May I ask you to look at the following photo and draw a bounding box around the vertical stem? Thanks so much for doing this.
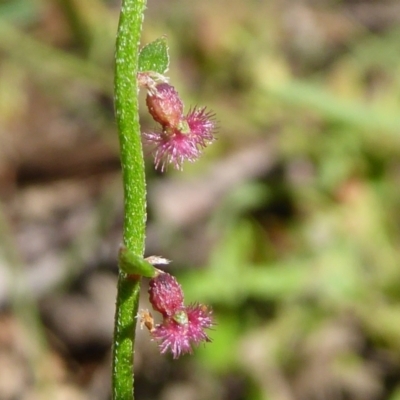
[113,0,147,399]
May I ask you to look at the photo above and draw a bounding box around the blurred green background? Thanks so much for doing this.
[1,0,400,399]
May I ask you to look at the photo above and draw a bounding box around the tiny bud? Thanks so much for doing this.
[146,83,183,127]
[138,72,169,94]
[138,310,155,332]
[172,310,189,326]
[145,255,171,266]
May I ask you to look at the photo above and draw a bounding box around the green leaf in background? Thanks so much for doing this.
[389,387,400,400]
[196,314,241,373]
[0,0,37,24]
[138,36,169,74]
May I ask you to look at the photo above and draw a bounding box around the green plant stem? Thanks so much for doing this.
[112,0,147,399]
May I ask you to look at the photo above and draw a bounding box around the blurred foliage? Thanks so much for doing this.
[2,0,400,399]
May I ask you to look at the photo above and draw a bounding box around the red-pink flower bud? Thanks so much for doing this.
[146,83,184,128]
[148,273,184,317]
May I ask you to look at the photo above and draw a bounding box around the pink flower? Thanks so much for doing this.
[143,83,216,171]
[148,272,184,317]
[184,107,216,147]
[146,83,183,128]
[151,304,213,359]
[141,272,214,359]
[143,127,202,171]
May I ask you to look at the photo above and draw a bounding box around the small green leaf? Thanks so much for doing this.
[118,246,157,277]
[138,36,169,74]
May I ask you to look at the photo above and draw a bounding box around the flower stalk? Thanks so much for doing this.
[112,0,147,398]
[112,0,216,397]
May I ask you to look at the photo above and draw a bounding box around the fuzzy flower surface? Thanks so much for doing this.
[148,272,184,317]
[146,83,183,127]
[142,272,214,359]
[143,81,216,171]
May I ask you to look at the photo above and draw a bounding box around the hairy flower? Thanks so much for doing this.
[143,83,216,171]
[151,304,213,359]
[184,107,216,147]
[146,83,183,127]
[148,272,184,317]
[142,272,214,358]
[143,128,200,171]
